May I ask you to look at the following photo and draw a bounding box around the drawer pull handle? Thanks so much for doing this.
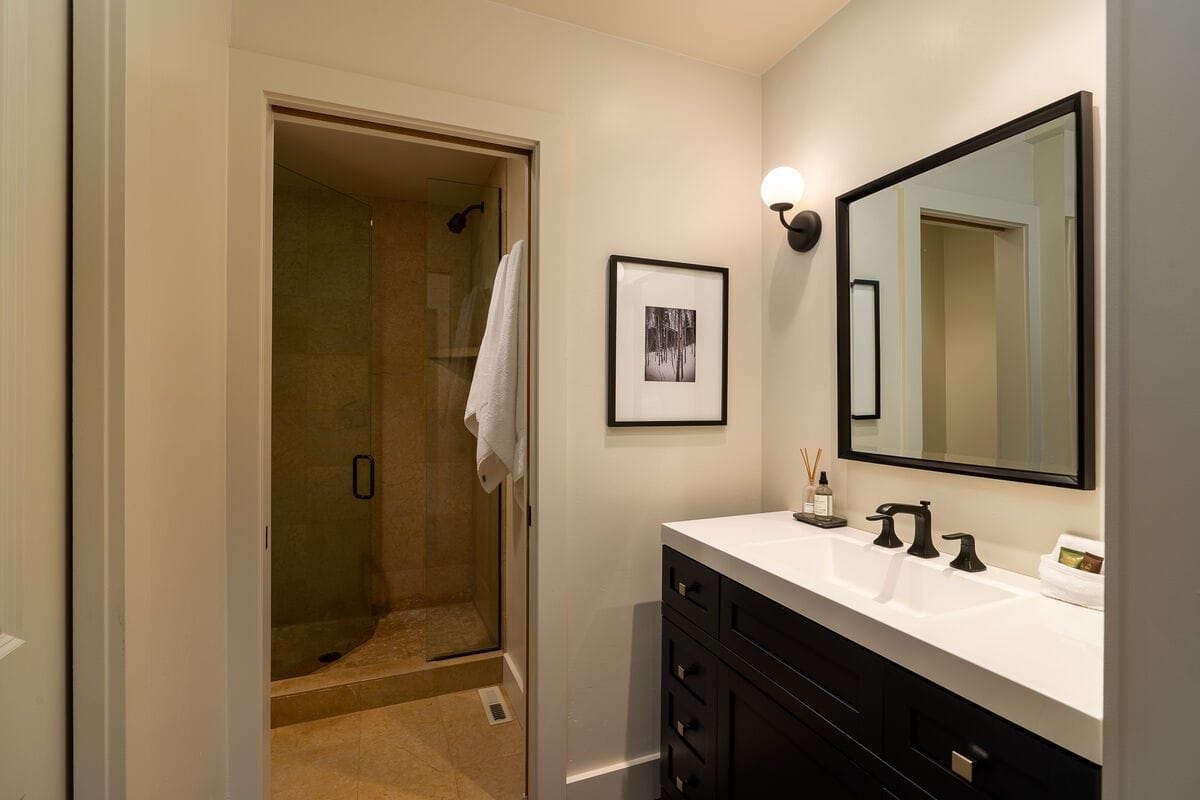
[674,719,693,738]
[674,775,692,793]
[676,580,696,598]
[674,664,694,681]
[951,748,982,782]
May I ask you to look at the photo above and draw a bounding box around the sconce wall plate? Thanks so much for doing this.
[781,208,822,252]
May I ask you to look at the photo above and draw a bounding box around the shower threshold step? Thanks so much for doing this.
[270,650,502,727]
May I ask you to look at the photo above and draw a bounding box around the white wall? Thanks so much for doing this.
[761,0,1105,576]
[124,0,231,795]
[74,0,232,796]
[231,0,763,788]
[1105,1,1200,795]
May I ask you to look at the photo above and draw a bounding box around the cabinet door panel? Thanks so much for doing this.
[716,663,883,799]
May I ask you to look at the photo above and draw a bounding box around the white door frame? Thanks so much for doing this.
[226,48,570,799]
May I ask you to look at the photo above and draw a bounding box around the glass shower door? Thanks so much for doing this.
[271,165,376,680]
[423,177,503,660]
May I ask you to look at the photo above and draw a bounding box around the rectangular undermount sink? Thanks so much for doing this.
[738,534,1022,618]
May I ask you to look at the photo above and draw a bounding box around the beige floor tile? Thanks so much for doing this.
[454,753,526,800]
[271,711,361,757]
[359,743,459,800]
[438,691,524,767]
[443,719,524,769]
[271,744,360,798]
[361,697,443,736]
[361,702,453,773]
[273,787,358,800]
[435,689,483,723]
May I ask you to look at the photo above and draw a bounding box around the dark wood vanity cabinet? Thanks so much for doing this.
[661,546,1101,800]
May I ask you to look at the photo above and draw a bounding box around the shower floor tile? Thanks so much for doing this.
[271,688,524,800]
[426,602,495,659]
[274,602,496,689]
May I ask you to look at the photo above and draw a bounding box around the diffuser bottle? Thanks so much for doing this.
[814,471,833,520]
[803,480,817,514]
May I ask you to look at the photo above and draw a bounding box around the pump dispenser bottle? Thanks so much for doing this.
[814,471,833,520]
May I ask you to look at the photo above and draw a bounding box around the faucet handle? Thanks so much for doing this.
[920,500,932,508]
[942,533,986,572]
[866,513,903,549]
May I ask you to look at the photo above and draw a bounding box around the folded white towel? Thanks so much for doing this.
[464,240,526,493]
[1038,533,1104,611]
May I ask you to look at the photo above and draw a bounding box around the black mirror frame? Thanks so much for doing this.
[835,91,1096,490]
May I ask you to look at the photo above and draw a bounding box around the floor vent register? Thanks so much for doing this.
[477,685,513,726]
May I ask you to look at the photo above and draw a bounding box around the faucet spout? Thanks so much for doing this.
[873,500,939,559]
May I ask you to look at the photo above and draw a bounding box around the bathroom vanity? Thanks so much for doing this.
[659,512,1102,799]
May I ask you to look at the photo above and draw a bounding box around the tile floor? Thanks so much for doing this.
[271,688,524,800]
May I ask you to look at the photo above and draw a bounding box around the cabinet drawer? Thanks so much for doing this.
[664,680,714,765]
[662,733,714,800]
[663,546,720,636]
[719,578,885,750]
[883,668,1100,800]
[663,617,718,708]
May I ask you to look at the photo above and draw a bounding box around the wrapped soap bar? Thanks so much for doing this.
[1058,546,1085,568]
[1079,552,1104,574]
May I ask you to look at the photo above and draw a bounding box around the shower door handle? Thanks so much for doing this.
[352,454,375,500]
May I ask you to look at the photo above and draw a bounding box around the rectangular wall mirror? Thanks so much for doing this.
[836,92,1095,489]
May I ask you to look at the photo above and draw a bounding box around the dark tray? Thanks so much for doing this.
[793,511,848,529]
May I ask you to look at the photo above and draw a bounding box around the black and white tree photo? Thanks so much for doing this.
[644,306,697,382]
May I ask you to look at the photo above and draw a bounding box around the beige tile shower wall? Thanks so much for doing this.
[368,198,428,611]
[272,180,373,626]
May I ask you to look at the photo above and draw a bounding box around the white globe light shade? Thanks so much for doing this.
[760,166,805,209]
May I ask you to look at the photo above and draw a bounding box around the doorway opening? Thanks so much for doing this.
[268,112,530,800]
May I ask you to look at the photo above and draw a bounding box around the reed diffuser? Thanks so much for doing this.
[801,447,823,515]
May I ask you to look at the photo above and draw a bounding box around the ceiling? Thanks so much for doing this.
[488,0,849,75]
[274,120,502,201]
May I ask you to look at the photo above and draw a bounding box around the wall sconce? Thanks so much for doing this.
[761,166,822,252]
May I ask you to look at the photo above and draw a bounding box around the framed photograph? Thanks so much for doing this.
[607,255,728,426]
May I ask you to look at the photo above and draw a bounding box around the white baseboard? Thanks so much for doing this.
[502,650,526,729]
[565,752,659,800]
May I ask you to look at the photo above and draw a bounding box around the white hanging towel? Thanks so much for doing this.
[464,240,526,493]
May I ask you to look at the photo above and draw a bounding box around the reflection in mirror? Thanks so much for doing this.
[838,94,1093,487]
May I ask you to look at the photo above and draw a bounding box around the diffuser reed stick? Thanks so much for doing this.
[801,447,823,484]
[800,447,823,514]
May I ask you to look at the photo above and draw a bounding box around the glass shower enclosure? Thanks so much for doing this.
[270,165,503,681]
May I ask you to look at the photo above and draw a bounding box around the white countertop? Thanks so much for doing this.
[662,511,1104,764]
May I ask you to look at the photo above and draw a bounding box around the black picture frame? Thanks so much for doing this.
[849,279,881,421]
[836,91,1096,490]
[607,255,729,427]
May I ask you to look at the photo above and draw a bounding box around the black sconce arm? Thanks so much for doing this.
[770,202,822,252]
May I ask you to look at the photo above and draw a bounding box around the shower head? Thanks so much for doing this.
[446,201,485,234]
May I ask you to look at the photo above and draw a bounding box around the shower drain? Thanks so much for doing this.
[317,651,343,664]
